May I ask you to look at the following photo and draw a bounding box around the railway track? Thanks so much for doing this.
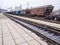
[19,15,60,24]
[4,13,60,24]
[5,14,60,45]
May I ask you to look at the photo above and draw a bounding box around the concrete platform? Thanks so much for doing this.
[0,13,48,45]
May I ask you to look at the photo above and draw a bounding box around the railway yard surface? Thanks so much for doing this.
[5,14,60,45]
[0,13,48,45]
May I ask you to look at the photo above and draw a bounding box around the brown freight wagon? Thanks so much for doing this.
[6,5,54,17]
[29,5,54,17]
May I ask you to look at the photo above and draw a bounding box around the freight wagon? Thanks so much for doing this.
[27,5,54,17]
[6,5,54,17]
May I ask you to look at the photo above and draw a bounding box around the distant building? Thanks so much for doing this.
[51,10,60,15]
[0,9,7,13]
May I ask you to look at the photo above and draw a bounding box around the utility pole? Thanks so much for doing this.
[10,7,12,11]
[27,3,29,9]
[20,5,22,9]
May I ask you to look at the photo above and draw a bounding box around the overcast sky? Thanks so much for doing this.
[0,0,60,10]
